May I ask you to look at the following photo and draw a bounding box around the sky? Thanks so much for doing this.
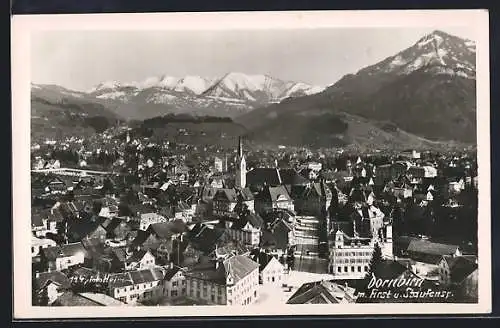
[31,27,476,91]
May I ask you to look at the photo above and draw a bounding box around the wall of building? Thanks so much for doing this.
[226,268,259,306]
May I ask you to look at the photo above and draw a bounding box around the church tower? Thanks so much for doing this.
[236,136,246,189]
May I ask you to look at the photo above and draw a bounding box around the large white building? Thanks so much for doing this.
[184,254,259,306]
[329,230,375,279]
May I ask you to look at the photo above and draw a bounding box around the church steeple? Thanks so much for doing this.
[238,136,243,159]
[236,136,246,189]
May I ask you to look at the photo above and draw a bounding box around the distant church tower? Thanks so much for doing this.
[236,136,247,189]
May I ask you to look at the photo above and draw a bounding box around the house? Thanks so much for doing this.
[138,213,167,231]
[66,219,108,243]
[254,185,294,215]
[291,182,332,217]
[350,203,385,239]
[31,236,57,257]
[262,218,297,254]
[286,280,356,304]
[187,223,226,254]
[447,178,466,195]
[107,267,166,304]
[401,149,421,160]
[98,204,119,218]
[102,217,132,241]
[212,188,255,218]
[40,243,87,271]
[406,240,462,278]
[33,271,71,305]
[226,212,265,247]
[133,221,187,263]
[107,248,157,271]
[31,210,58,237]
[174,200,195,222]
[162,265,186,300]
[250,250,285,285]
[184,254,260,306]
[438,255,478,292]
[407,240,461,264]
[408,166,438,178]
[32,175,69,195]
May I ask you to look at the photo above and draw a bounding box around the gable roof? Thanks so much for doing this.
[250,251,280,271]
[214,189,238,202]
[163,266,182,281]
[443,255,478,284]
[231,212,265,231]
[108,267,165,288]
[34,271,71,291]
[246,168,282,186]
[41,242,87,261]
[279,168,310,186]
[223,255,259,284]
[287,280,354,304]
[407,240,459,256]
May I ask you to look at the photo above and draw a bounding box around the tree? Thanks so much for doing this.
[365,242,382,279]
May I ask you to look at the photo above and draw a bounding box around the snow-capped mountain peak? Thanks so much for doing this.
[86,72,325,118]
[366,30,476,79]
[173,75,214,95]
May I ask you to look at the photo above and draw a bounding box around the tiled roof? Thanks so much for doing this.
[246,168,282,186]
[78,292,127,306]
[163,267,181,281]
[279,168,310,186]
[214,188,238,202]
[407,240,459,256]
[223,255,259,284]
[448,256,478,284]
[108,268,165,288]
[34,271,71,291]
[287,280,353,304]
[53,292,102,306]
[250,251,276,271]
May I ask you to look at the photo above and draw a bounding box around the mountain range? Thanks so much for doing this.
[31,30,476,149]
[84,72,324,119]
[236,30,477,146]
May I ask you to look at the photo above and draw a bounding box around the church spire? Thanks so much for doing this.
[238,136,243,159]
[236,136,246,189]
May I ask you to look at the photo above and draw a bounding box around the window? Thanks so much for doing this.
[358,266,361,272]
[344,266,348,273]
[172,281,178,287]
[351,266,355,272]
[171,290,178,297]
[337,266,342,273]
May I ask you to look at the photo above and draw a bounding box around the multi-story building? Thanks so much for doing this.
[162,265,186,300]
[108,267,166,304]
[212,188,254,218]
[255,185,294,215]
[184,254,259,306]
[328,230,374,279]
[227,213,264,247]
